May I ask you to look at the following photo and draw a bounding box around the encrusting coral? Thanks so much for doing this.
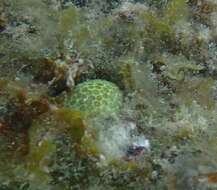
[64,79,123,116]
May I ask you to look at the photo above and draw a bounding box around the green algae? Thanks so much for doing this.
[58,6,91,54]
[164,0,189,24]
[55,108,85,142]
[26,109,86,187]
[118,59,136,92]
[175,77,215,110]
[1,0,217,189]
[26,139,55,183]
[159,54,205,81]
[59,6,80,36]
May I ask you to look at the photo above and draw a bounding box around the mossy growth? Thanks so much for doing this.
[163,0,189,25]
[26,109,86,186]
[175,77,215,110]
[65,79,123,117]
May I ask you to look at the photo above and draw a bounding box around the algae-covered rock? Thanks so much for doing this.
[175,77,215,110]
[2,0,217,189]
[163,0,189,24]
[65,79,123,117]
[156,54,205,85]
[26,109,85,185]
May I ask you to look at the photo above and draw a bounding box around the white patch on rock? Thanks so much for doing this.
[90,118,150,163]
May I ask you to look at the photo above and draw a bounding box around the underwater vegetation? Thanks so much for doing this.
[1,0,217,189]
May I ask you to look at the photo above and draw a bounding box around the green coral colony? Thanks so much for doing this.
[65,79,123,116]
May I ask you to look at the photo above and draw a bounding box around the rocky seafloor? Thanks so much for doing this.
[1,0,217,189]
